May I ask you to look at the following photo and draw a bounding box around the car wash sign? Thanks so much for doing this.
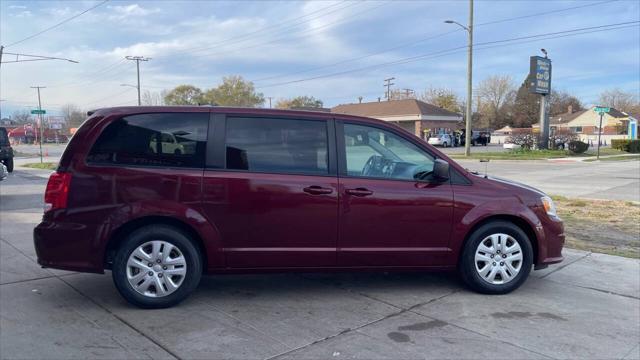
[529,56,552,94]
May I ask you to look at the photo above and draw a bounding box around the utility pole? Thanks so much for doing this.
[125,56,150,106]
[267,97,273,108]
[402,88,415,99]
[445,0,473,156]
[384,77,395,101]
[464,0,474,157]
[31,86,46,163]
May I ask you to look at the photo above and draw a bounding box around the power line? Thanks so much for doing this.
[5,0,110,48]
[184,1,388,61]
[176,1,352,55]
[256,21,639,89]
[83,87,136,108]
[253,0,619,83]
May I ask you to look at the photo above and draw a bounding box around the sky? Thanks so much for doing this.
[1,0,639,117]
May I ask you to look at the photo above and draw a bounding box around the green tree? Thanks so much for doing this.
[164,85,204,105]
[203,75,264,107]
[511,77,540,128]
[275,95,323,109]
[419,87,461,113]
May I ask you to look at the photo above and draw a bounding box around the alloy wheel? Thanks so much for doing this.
[474,233,523,285]
[126,240,187,297]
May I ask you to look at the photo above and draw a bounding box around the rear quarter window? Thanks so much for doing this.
[87,113,208,168]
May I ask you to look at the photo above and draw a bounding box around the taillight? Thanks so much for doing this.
[44,172,72,212]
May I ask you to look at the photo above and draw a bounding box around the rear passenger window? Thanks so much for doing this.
[87,113,208,168]
[226,117,328,175]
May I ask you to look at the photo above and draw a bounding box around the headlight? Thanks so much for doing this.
[541,196,557,217]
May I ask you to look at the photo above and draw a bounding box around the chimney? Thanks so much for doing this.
[567,105,573,114]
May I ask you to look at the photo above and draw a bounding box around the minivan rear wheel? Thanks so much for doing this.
[459,221,533,294]
[112,225,202,308]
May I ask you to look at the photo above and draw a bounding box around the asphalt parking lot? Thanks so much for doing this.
[1,166,639,359]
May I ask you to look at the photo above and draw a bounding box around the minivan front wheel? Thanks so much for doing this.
[112,225,202,308]
[459,221,533,294]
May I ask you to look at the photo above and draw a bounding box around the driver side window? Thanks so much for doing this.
[343,123,434,180]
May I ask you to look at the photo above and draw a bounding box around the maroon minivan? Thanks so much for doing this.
[34,107,564,308]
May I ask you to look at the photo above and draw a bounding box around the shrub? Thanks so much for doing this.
[506,133,536,150]
[568,140,589,154]
[550,129,578,150]
[612,139,640,153]
[611,139,629,151]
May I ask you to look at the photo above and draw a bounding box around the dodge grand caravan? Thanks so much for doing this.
[34,107,564,308]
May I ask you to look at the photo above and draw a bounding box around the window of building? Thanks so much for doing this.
[225,117,328,175]
[87,113,208,168]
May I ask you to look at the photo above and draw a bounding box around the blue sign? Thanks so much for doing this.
[630,118,638,140]
[529,56,552,94]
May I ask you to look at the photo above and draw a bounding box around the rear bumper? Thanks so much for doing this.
[34,219,104,274]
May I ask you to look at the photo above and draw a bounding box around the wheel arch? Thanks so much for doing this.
[103,216,209,272]
[457,214,539,266]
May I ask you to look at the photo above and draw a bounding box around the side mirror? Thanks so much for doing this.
[433,159,450,182]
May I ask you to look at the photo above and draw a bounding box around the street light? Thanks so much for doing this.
[445,0,474,157]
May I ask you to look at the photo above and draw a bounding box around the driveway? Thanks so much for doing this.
[0,168,639,359]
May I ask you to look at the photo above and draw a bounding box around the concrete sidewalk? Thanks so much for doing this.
[1,167,639,360]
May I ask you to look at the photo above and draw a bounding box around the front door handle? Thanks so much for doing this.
[303,186,333,195]
[345,188,373,197]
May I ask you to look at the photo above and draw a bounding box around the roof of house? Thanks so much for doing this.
[331,99,461,118]
[606,107,628,118]
[543,106,631,127]
[549,109,588,124]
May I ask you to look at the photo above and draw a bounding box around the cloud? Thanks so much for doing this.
[107,4,160,20]
[13,10,32,18]
[9,5,27,10]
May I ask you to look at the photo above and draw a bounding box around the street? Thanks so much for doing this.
[1,164,639,359]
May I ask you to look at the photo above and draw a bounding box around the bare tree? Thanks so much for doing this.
[142,90,166,106]
[419,87,461,113]
[11,110,32,124]
[61,104,86,128]
[476,75,515,129]
[549,89,584,115]
[598,88,639,113]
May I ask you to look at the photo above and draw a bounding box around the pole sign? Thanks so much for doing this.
[594,106,610,114]
[30,109,46,115]
[528,56,552,94]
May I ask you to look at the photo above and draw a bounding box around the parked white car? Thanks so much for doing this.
[428,134,453,147]
[503,142,521,150]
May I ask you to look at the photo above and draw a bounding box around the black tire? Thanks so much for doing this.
[459,221,533,294]
[5,158,13,173]
[112,225,202,308]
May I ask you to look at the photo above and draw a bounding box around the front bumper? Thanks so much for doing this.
[536,214,565,267]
